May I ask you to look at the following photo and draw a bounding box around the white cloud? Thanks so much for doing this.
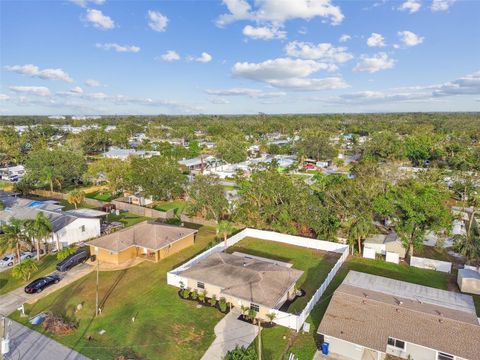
[70,0,105,7]
[242,25,286,40]
[217,0,344,27]
[206,87,286,98]
[96,43,140,53]
[4,64,73,82]
[160,50,180,61]
[85,79,102,87]
[354,53,396,73]
[339,34,351,42]
[9,86,51,97]
[192,52,212,63]
[232,57,345,90]
[209,98,231,104]
[431,0,456,12]
[147,10,168,32]
[433,71,480,96]
[398,0,421,13]
[0,94,10,101]
[367,33,386,47]
[85,9,115,29]
[284,41,353,63]
[398,30,424,47]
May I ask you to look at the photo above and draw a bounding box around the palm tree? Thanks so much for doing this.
[12,259,38,281]
[453,217,480,267]
[31,212,54,258]
[348,216,374,256]
[217,220,235,250]
[67,189,85,209]
[1,218,26,264]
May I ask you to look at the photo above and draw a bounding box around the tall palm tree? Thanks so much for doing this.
[1,218,26,264]
[348,216,374,256]
[31,212,54,258]
[217,220,235,250]
[453,217,480,267]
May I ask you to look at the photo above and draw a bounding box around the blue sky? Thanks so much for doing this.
[1,0,479,115]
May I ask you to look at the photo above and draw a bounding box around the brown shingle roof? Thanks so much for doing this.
[89,221,197,252]
[318,271,480,360]
[179,252,303,308]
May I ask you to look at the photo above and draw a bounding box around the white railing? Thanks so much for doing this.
[410,256,452,273]
[167,228,349,331]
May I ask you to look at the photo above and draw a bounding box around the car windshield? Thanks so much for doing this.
[2,257,10,261]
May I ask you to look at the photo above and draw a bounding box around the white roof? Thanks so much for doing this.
[65,208,109,218]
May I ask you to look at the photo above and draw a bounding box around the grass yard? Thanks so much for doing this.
[85,190,118,202]
[226,237,340,314]
[154,199,187,214]
[258,255,457,360]
[0,255,58,295]
[414,246,461,263]
[10,226,224,360]
[106,212,151,228]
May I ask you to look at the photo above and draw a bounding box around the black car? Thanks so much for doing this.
[24,275,60,294]
[56,248,90,272]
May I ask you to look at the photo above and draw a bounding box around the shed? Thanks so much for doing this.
[457,268,480,295]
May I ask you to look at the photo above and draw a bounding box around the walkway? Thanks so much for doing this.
[0,263,94,316]
[2,319,89,360]
[201,309,258,360]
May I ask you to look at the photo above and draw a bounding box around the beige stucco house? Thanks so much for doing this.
[88,221,197,264]
[177,252,303,320]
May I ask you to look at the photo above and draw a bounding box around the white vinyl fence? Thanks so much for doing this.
[410,256,452,273]
[167,228,349,331]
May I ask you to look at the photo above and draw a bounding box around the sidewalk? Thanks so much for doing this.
[201,309,258,360]
[0,263,94,316]
[2,319,89,360]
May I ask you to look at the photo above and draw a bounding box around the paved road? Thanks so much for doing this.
[2,319,89,360]
[0,263,94,316]
[201,309,258,360]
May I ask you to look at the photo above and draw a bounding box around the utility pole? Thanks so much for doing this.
[257,320,262,360]
[95,255,99,317]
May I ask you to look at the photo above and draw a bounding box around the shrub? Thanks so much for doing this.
[181,287,191,299]
[11,259,38,281]
[191,289,198,300]
[57,246,77,261]
[219,297,228,312]
[209,294,217,307]
[247,309,257,323]
[198,290,207,303]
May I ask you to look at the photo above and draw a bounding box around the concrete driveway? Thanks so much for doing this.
[0,263,94,316]
[201,309,258,360]
[2,319,89,360]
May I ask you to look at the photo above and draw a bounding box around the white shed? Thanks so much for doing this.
[457,268,480,295]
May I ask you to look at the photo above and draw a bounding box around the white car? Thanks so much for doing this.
[0,252,34,267]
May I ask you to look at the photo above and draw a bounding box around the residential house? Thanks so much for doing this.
[178,155,222,173]
[88,221,197,264]
[176,252,303,320]
[0,165,25,181]
[363,232,406,258]
[317,271,480,360]
[103,147,160,160]
[123,191,153,206]
[0,193,100,249]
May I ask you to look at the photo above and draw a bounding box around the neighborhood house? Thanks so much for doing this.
[363,232,406,258]
[317,271,480,360]
[176,252,303,320]
[88,221,197,264]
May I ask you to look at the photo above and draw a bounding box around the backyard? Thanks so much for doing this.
[105,212,151,227]
[255,255,477,360]
[153,199,187,214]
[10,226,224,360]
[226,237,340,313]
[0,255,58,295]
[85,190,119,202]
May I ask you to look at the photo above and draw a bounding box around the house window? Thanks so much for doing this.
[197,282,205,289]
[80,225,86,232]
[387,337,405,350]
[438,353,454,360]
[250,303,260,312]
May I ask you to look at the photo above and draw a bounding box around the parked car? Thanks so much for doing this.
[24,275,60,294]
[56,248,90,272]
[0,252,34,267]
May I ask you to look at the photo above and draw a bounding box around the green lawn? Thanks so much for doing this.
[414,246,461,263]
[0,255,58,295]
[85,190,118,202]
[258,256,456,360]
[10,226,224,360]
[226,237,339,313]
[153,199,187,214]
[58,199,98,211]
[105,212,151,228]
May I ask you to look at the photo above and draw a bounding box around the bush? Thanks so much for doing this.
[57,246,77,261]
[219,297,228,312]
[247,309,257,323]
[191,289,198,300]
[209,294,217,307]
[181,287,191,299]
[198,290,207,303]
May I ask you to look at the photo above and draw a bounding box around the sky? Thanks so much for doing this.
[0,0,479,115]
